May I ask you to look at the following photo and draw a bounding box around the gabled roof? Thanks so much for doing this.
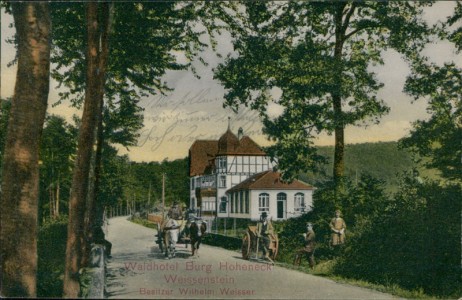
[235,136,266,155]
[189,140,218,176]
[217,130,265,156]
[226,170,314,193]
[189,128,267,176]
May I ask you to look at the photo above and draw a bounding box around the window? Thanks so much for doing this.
[294,193,305,212]
[219,175,226,188]
[277,193,287,202]
[258,193,270,212]
[218,156,227,172]
[245,191,249,213]
[219,196,227,213]
[239,191,244,213]
[230,193,234,213]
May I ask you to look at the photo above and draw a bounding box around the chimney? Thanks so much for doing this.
[237,127,244,140]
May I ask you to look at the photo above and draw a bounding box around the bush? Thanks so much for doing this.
[131,216,158,229]
[37,215,68,298]
[202,233,242,250]
[334,177,462,298]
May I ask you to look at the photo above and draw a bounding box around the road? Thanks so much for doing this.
[105,217,402,299]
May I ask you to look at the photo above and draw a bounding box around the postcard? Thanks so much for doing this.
[1,1,460,299]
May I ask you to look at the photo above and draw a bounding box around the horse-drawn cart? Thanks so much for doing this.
[149,207,202,259]
[241,225,278,261]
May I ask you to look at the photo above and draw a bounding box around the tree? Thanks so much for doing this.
[447,2,462,52]
[214,2,431,184]
[39,115,77,221]
[0,2,51,297]
[335,6,462,294]
[54,2,236,296]
[401,2,461,183]
[96,147,128,213]
[63,2,111,297]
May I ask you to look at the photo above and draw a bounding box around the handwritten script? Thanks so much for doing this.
[138,89,263,153]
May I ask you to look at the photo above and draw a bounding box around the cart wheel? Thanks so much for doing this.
[271,235,279,260]
[241,232,251,260]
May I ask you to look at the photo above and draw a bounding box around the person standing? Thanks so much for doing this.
[330,209,346,246]
[294,222,316,269]
[167,201,183,220]
[256,212,274,259]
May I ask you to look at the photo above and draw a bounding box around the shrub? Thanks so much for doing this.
[334,177,462,297]
[202,233,242,250]
[131,216,158,229]
[37,215,68,298]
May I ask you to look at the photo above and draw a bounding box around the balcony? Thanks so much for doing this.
[195,174,216,189]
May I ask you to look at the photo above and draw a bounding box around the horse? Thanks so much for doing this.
[189,219,207,257]
[162,218,179,259]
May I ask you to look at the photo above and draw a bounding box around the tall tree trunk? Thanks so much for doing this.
[0,3,51,297]
[56,175,60,216]
[63,2,101,297]
[89,99,105,229]
[332,4,347,186]
[49,187,53,218]
[82,1,112,267]
[81,127,98,267]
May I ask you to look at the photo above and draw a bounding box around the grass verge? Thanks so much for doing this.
[132,217,441,299]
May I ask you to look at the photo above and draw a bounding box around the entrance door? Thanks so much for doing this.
[277,193,286,219]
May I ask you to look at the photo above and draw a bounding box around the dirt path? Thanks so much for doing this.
[105,216,402,299]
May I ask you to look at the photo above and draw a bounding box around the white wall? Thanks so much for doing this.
[190,153,279,216]
[248,189,313,221]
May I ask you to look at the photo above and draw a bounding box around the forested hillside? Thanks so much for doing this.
[0,108,430,216]
[121,141,422,211]
[302,141,436,191]
[120,141,424,210]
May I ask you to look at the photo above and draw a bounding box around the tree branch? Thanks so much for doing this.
[344,21,382,41]
[341,2,357,35]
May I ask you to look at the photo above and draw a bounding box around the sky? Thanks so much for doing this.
[1,2,460,162]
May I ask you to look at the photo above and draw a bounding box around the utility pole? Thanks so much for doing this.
[162,173,165,220]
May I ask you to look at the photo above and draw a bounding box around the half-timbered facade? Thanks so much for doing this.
[188,126,313,221]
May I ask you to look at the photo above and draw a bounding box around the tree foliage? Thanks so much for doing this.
[49,1,240,146]
[334,176,461,297]
[276,174,390,262]
[401,3,461,183]
[118,158,190,213]
[39,115,77,221]
[402,62,461,182]
[446,1,462,52]
[321,7,462,293]
[214,1,432,181]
